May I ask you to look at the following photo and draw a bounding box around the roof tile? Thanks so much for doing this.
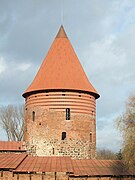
[14,156,73,173]
[0,141,26,151]
[0,153,27,169]
[72,159,135,176]
[0,154,134,176]
[23,26,99,99]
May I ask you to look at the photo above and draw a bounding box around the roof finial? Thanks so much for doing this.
[56,25,67,38]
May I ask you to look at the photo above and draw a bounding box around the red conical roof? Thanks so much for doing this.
[23,26,99,99]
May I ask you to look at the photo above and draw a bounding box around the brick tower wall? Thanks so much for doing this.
[24,91,96,159]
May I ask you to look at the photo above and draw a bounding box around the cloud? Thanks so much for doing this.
[16,63,31,72]
[0,57,7,74]
[97,113,123,152]
[0,0,135,150]
[82,1,135,118]
[0,55,37,105]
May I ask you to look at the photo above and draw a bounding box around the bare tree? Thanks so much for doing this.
[116,95,135,170]
[0,105,24,141]
[96,149,116,160]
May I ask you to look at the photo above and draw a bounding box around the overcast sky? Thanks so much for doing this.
[0,0,135,152]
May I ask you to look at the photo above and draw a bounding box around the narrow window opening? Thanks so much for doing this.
[25,108,27,111]
[42,173,44,180]
[66,108,70,120]
[1,171,3,177]
[62,94,65,96]
[62,132,66,140]
[29,174,32,180]
[53,148,55,154]
[55,172,57,180]
[79,95,81,97]
[90,133,92,143]
[17,174,19,180]
[39,122,41,125]
[32,111,35,122]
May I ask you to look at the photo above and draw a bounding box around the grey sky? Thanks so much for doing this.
[0,0,135,152]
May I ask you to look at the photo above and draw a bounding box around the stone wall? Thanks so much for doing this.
[0,171,134,180]
[24,91,96,159]
[0,171,68,180]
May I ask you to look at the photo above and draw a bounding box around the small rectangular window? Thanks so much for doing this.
[90,133,92,142]
[66,108,70,120]
[1,171,3,177]
[53,148,55,154]
[32,111,35,122]
[62,132,66,140]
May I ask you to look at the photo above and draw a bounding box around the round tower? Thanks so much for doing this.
[23,26,100,159]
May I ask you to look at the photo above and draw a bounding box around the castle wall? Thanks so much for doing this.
[0,171,68,180]
[0,171,133,180]
[24,91,96,159]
